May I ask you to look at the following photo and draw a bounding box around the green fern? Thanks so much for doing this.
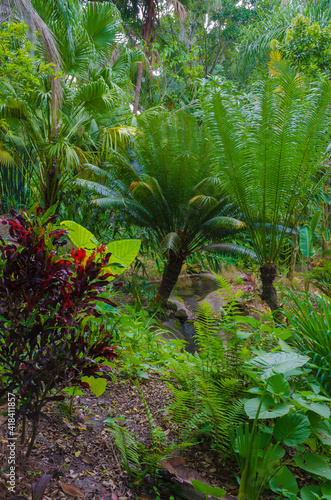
[166,278,246,456]
[104,419,141,476]
[105,381,192,484]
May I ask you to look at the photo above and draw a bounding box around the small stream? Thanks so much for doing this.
[162,274,218,352]
[172,273,218,308]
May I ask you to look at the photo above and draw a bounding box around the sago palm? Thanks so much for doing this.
[203,61,331,317]
[78,113,246,302]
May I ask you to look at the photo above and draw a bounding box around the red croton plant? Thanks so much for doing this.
[0,207,116,457]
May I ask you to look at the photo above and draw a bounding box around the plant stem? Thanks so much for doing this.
[21,414,26,444]
[238,378,270,500]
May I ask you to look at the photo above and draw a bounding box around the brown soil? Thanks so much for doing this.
[0,378,239,500]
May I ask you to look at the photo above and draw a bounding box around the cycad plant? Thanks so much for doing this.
[204,61,331,317]
[79,113,246,302]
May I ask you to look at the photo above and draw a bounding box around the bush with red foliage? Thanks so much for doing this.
[0,207,116,456]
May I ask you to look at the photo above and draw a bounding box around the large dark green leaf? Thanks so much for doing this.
[268,374,290,397]
[269,466,298,496]
[308,412,331,445]
[273,414,310,446]
[294,453,331,480]
[245,395,289,419]
[246,351,309,380]
[292,394,330,419]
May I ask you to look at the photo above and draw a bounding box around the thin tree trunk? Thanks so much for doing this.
[322,184,329,253]
[155,251,184,303]
[133,63,144,114]
[260,264,282,321]
[288,224,298,282]
[133,0,155,114]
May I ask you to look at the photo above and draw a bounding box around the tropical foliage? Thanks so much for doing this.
[78,113,247,301]
[203,61,331,314]
[2,1,331,500]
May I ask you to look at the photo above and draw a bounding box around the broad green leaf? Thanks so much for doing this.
[191,480,226,498]
[310,210,321,235]
[62,386,84,396]
[269,466,298,495]
[299,225,315,258]
[322,483,331,500]
[292,394,330,419]
[244,395,289,419]
[268,374,290,397]
[107,239,141,269]
[294,453,331,480]
[308,412,331,445]
[61,220,98,249]
[273,414,310,446]
[300,485,322,500]
[246,351,309,380]
[81,376,107,397]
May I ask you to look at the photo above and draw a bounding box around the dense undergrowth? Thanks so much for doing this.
[2,1,331,499]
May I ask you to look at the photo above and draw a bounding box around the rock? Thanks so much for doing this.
[168,298,195,320]
[198,291,226,316]
[163,300,178,312]
[174,309,188,321]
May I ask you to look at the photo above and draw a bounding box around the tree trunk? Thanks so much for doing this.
[260,264,282,321]
[133,63,144,114]
[43,159,58,209]
[133,0,155,114]
[322,184,329,253]
[155,251,184,303]
[288,224,298,282]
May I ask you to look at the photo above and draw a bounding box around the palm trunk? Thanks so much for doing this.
[260,264,282,321]
[155,251,184,303]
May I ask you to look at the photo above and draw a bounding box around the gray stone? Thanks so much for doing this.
[198,291,226,316]
[174,309,188,321]
[168,298,195,320]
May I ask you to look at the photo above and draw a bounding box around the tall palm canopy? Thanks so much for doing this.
[203,61,331,315]
[0,1,143,209]
[79,113,245,302]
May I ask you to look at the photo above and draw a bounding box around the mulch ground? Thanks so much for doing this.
[0,377,240,500]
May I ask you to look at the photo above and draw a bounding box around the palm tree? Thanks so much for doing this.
[1,1,143,208]
[78,112,247,302]
[203,60,331,318]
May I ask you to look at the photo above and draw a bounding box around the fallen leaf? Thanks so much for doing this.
[59,481,85,498]
[74,451,81,458]
[81,455,94,465]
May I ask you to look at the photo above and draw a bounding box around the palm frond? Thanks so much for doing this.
[207,243,257,262]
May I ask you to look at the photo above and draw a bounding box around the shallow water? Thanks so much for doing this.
[171,274,218,310]
[162,274,218,352]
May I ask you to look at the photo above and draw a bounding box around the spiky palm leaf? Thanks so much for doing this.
[204,62,331,267]
[81,113,244,255]
[203,61,331,313]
